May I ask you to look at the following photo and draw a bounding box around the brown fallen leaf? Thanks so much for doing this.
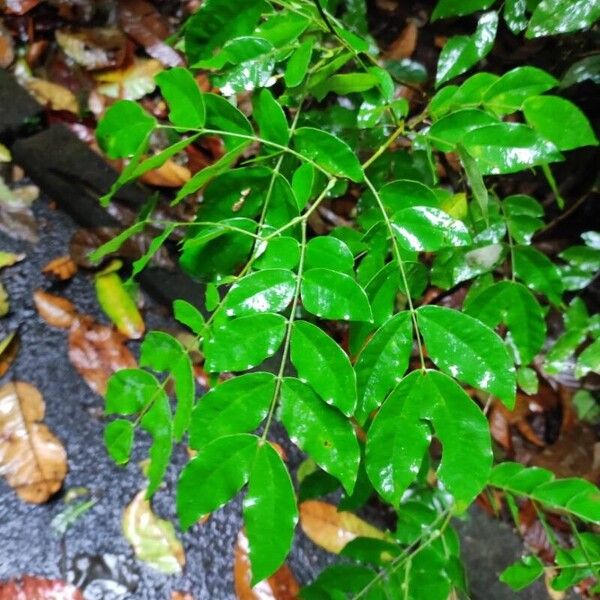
[171,593,195,600]
[123,490,186,575]
[140,159,191,187]
[25,78,79,114]
[299,500,387,554]
[33,289,78,329]
[0,330,19,377]
[0,177,39,242]
[68,315,137,395]
[95,58,163,100]
[0,381,67,503]
[234,530,300,600]
[385,20,418,60]
[1,0,41,15]
[0,576,83,599]
[0,20,14,69]
[42,255,78,281]
[118,0,184,67]
[55,27,126,71]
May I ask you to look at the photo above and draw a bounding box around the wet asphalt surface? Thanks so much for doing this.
[0,196,564,599]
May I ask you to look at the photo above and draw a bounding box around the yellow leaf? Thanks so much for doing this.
[26,78,79,114]
[95,58,163,100]
[441,192,468,220]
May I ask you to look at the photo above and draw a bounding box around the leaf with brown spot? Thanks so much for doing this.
[299,500,387,554]
[0,576,83,599]
[234,530,300,600]
[33,290,77,329]
[0,330,19,377]
[55,28,126,71]
[0,382,67,503]
[42,255,78,281]
[122,490,185,575]
[118,0,184,67]
[68,315,137,395]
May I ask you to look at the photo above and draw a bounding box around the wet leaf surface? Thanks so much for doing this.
[0,381,67,503]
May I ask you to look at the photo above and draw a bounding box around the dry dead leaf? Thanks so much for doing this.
[55,27,126,71]
[118,0,183,67]
[385,21,418,60]
[234,530,300,600]
[25,78,79,113]
[299,500,387,554]
[68,315,137,395]
[95,58,163,100]
[1,0,41,15]
[140,159,191,187]
[42,255,78,281]
[123,490,186,575]
[0,177,38,243]
[0,381,67,503]
[0,330,19,377]
[171,594,195,600]
[0,576,83,599]
[0,20,14,69]
[33,289,77,329]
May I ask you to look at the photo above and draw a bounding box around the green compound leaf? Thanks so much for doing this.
[290,320,357,417]
[173,299,205,335]
[285,39,313,87]
[293,127,364,182]
[279,378,360,495]
[255,237,300,270]
[523,95,598,151]
[354,311,413,425]
[204,312,286,372]
[367,370,492,510]
[189,373,275,449]
[379,179,438,212]
[155,67,205,130]
[96,100,155,159]
[222,269,297,317]
[464,280,546,365]
[527,0,600,38]
[301,268,373,322]
[253,88,289,146]
[177,433,259,529]
[305,236,355,275]
[417,305,516,408]
[435,11,498,86]
[106,368,161,415]
[576,338,600,379]
[482,66,558,114]
[243,442,298,584]
[391,206,472,252]
[428,109,499,152]
[141,331,195,442]
[513,245,563,305]
[432,0,495,20]
[500,556,544,591]
[104,419,134,465]
[462,123,563,175]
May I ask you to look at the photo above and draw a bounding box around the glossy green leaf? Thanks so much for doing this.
[450,72,499,109]
[285,39,313,87]
[576,338,600,378]
[305,236,354,275]
[503,0,528,33]
[255,11,309,47]
[523,95,598,151]
[140,331,194,442]
[432,0,495,20]
[435,11,498,86]
[391,206,472,252]
[462,123,563,175]
[482,66,558,114]
[561,55,600,88]
[500,556,544,591]
[177,434,259,529]
[417,305,516,407]
[204,92,254,149]
[222,269,297,317]
[255,237,300,270]
[428,109,499,152]
[527,0,600,38]
[204,313,286,372]
[253,88,289,146]
[155,67,205,129]
[243,442,298,584]
[173,299,205,335]
[278,378,360,494]
[379,179,438,212]
[189,373,275,448]
[514,245,563,304]
[293,127,364,182]
[290,320,357,416]
[301,268,373,322]
[464,280,546,364]
[517,366,539,395]
[96,100,155,159]
[104,419,134,465]
[504,194,544,244]
[354,311,413,425]
[106,368,160,415]
[312,72,380,100]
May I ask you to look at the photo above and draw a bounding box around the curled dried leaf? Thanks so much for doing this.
[95,58,163,101]
[68,315,137,395]
[233,530,300,600]
[33,289,78,329]
[42,255,78,281]
[299,500,387,554]
[55,28,126,71]
[0,381,67,503]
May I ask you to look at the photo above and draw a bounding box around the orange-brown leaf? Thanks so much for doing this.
[0,330,19,377]
[42,255,78,281]
[33,289,78,329]
[140,159,191,187]
[0,576,83,599]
